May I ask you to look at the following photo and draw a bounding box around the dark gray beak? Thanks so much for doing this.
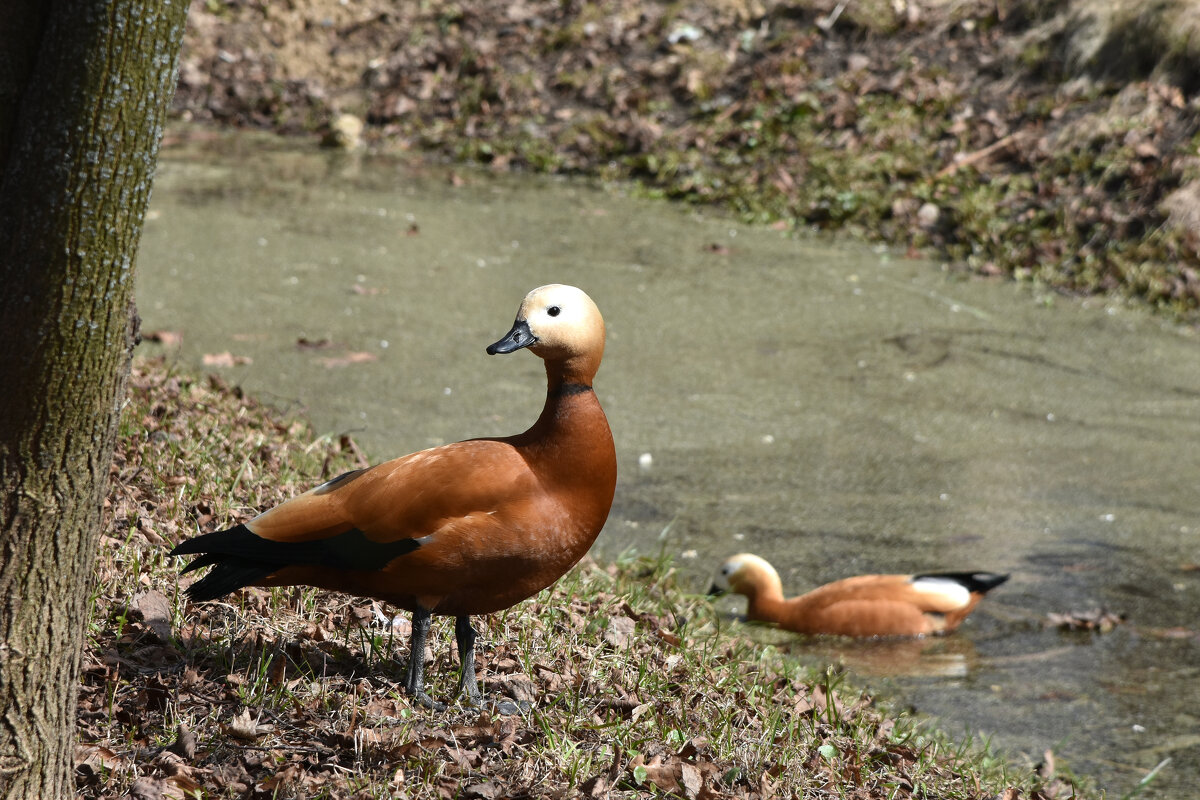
[486,320,536,355]
[707,583,725,598]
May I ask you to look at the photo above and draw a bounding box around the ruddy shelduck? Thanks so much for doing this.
[710,553,1007,637]
[171,284,617,708]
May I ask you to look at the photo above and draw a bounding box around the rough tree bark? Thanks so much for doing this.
[0,2,188,798]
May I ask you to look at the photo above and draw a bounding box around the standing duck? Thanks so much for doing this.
[710,553,1007,637]
[171,284,617,708]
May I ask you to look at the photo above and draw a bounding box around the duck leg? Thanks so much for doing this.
[456,616,526,714]
[454,615,482,705]
[403,606,443,710]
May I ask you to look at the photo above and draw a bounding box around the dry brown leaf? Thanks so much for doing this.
[223,708,271,741]
[145,330,183,347]
[679,761,703,798]
[75,743,123,771]
[163,773,200,798]
[260,764,303,792]
[656,629,682,646]
[490,717,520,754]
[603,615,636,649]
[129,776,163,800]
[316,351,378,368]
[502,674,537,705]
[267,653,287,685]
[579,773,612,797]
[201,351,252,367]
[639,754,680,793]
[1037,748,1056,779]
[463,781,502,799]
[166,724,197,760]
[131,589,173,642]
[676,736,708,760]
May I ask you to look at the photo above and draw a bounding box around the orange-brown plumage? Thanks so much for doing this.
[711,553,1007,638]
[171,284,616,707]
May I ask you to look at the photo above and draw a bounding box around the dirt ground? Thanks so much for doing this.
[172,0,1200,318]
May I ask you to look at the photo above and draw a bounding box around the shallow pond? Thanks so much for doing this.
[137,132,1200,797]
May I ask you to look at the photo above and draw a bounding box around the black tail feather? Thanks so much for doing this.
[179,551,223,574]
[914,571,1009,594]
[170,522,422,602]
[170,524,285,600]
[185,561,280,602]
[171,524,294,561]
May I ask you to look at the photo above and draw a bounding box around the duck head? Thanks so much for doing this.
[709,553,784,602]
[487,284,606,385]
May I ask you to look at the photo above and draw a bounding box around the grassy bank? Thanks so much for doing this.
[174,0,1200,320]
[80,359,1081,798]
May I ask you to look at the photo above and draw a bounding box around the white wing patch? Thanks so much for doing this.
[909,576,971,609]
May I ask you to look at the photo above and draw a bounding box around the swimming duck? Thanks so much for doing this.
[171,284,617,708]
[710,553,1007,637]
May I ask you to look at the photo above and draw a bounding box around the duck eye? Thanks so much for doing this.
[547,306,561,317]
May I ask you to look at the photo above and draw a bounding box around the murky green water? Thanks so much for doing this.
[137,133,1200,797]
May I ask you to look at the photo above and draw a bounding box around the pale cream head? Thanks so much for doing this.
[514,284,605,381]
[518,283,603,351]
[713,552,783,599]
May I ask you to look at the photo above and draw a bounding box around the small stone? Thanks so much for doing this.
[321,113,364,149]
[916,202,940,229]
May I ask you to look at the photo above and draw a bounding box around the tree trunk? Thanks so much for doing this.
[0,2,188,798]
